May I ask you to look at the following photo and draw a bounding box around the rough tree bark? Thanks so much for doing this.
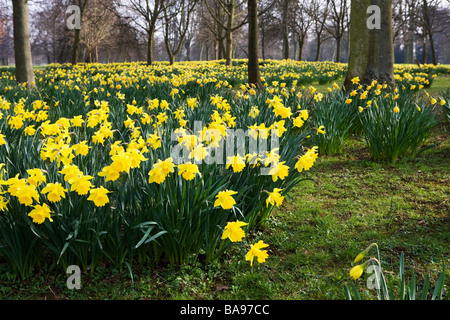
[281,0,290,60]
[422,0,437,65]
[71,0,89,65]
[12,0,35,87]
[343,0,395,91]
[248,0,262,87]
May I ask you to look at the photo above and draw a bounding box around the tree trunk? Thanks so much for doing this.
[186,44,191,61]
[261,21,266,60]
[168,52,175,65]
[335,37,341,63]
[71,0,88,65]
[248,0,262,88]
[282,0,289,59]
[404,31,414,64]
[315,37,321,61]
[225,5,234,66]
[422,0,437,65]
[12,0,35,87]
[298,35,304,61]
[147,30,155,65]
[292,33,297,61]
[343,0,395,91]
[72,28,81,64]
[422,31,428,64]
[428,30,436,65]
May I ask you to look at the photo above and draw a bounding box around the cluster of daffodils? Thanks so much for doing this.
[0,60,327,273]
[346,76,447,116]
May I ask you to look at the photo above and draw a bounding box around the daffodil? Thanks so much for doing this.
[349,264,365,280]
[249,106,259,118]
[88,186,110,207]
[98,165,121,182]
[353,243,378,264]
[73,141,90,156]
[59,164,82,182]
[28,203,53,224]
[111,150,132,174]
[316,125,326,135]
[295,147,319,173]
[222,220,248,242]
[41,182,68,202]
[69,174,94,195]
[299,109,309,121]
[293,115,304,128]
[266,188,284,207]
[268,161,289,182]
[214,190,238,210]
[148,157,175,184]
[273,105,292,119]
[177,163,200,181]
[24,125,36,136]
[7,178,40,206]
[0,133,6,146]
[245,240,269,266]
[147,133,162,150]
[26,168,46,187]
[226,155,246,173]
[70,115,84,127]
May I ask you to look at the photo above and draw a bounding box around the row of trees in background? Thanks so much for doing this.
[1,0,449,68]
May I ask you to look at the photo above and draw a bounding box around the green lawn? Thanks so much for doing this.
[428,75,450,94]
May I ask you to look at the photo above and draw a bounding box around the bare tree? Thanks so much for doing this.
[163,0,198,65]
[392,0,419,64]
[32,0,72,64]
[80,0,118,63]
[183,3,200,61]
[205,0,248,66]
[199,0,225,60]
[291,0,313,61]
[256,0,279,60]
[279,0,292,59]
[118,0,170,65]
[326,0,349,63]
[308,0,331,62]
[420,0,442,65]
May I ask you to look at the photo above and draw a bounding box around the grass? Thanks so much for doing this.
[1,107,448,301]
[427,75,450,94]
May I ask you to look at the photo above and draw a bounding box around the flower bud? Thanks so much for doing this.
[349,263,366,280]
